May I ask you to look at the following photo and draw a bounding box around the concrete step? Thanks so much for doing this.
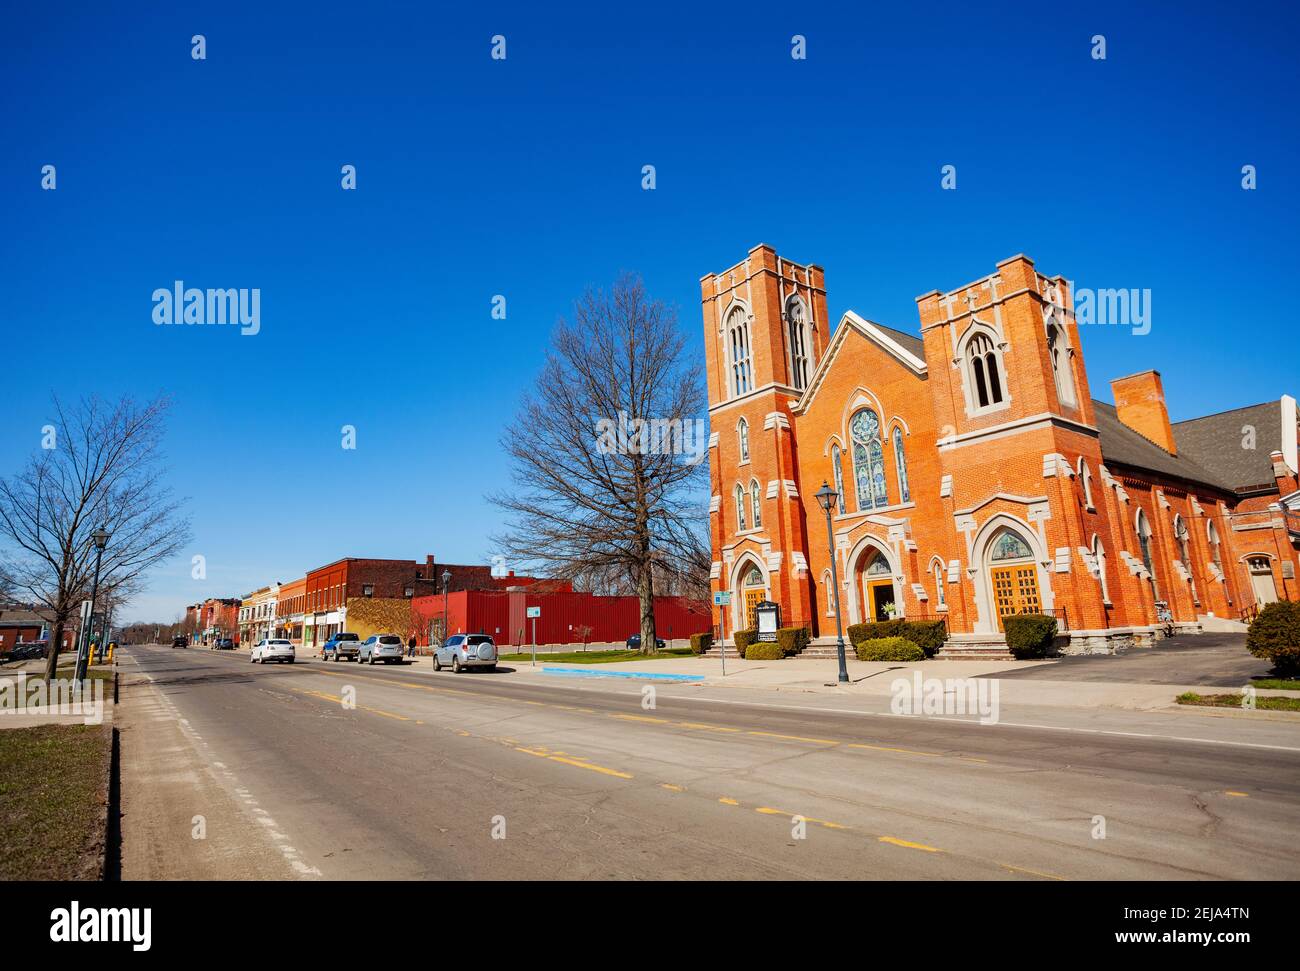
[937,647,1016,661]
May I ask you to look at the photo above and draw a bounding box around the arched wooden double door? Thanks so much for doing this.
[988,530,1041,630]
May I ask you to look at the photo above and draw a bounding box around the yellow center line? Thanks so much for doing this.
[848,742,942,758]
[659,783,684,792]
[610,713,671,724]
[677,721,740,733]
[1224,790,1249,797]
[1000,863,1067,881]
[878,836,942,853]
[747,730,840,745]
[719,797,740,806]
[754,807,849,829]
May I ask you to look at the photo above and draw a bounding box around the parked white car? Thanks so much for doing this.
[434,634,497,673]
[359,633,405,665]
[251,638,295,664]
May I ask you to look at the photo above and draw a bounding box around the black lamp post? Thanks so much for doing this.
[814,482,849,684]
[76,526,110,681]
[440,569,452,658]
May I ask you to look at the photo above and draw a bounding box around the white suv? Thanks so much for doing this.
[359,634,405,665]
[434,634,497,673]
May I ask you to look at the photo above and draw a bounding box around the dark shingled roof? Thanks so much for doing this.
[869,322,925,358]
[1172,402,1281,494]
[1092,399,1235,494]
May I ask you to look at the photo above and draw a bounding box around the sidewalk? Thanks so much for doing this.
[502,653,1300,715]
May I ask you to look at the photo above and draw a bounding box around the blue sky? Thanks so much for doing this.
[2,2,1296,622]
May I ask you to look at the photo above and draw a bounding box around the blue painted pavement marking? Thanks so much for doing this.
[541,666,705,682]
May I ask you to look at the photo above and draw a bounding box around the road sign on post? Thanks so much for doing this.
[526,606,540,665]
[713,591,731,676]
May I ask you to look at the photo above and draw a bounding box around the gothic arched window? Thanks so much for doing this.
[737,417,749,463]
[893,426,910,503]
[735,484,747,531]
[1047,323,1075,405]
[1136,509,1159,598]
[726,307,753,397]
[965,331,1005,409]
[849,408,888,510]
[750,479,762,529]
[786,297,811,391]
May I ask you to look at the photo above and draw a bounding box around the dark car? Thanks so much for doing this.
[625,633,666,650]
[10,642,49,662]
[215,638,235,650]
[171,636,188,649]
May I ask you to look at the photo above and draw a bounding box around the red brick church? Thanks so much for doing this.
[704,245,1299,654]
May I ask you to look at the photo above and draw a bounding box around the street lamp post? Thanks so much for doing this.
[814,482,849,684]
[440,569,451,661]
[75,526,110,681]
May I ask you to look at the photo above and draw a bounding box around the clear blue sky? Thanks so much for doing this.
[2,2,1296,622]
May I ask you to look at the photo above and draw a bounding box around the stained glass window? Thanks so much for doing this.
[744,566,763,586]
[737,418,749,463]
[735,484,747,531]
[750,479,762,529]
[787,298,810,390]
[865,553,891,575]
[989,530,1033,562]
[893,427,910,503]
[849,409,888,510]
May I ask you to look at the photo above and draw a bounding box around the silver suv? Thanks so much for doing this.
[434,634,497,673]
[359,633,405,665]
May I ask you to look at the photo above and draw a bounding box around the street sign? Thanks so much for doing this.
[713,591,731,606]
[526,606,541,618]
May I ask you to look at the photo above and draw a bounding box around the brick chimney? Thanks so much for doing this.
[1111,370,1177,455]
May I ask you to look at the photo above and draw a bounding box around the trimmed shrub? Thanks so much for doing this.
[1002,613,1058,659]
[775,626,811,657]
[733,629,758,655]
[847,619,948,657]
[847,619,904,645]
[689,632,714,655]
[745,641,785,661]
[855,637,924,662]
[1247,600,1300,676]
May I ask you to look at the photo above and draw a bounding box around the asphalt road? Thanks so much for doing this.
[115,643,1300,880]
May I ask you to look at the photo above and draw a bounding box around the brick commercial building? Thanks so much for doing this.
[301,555,501,647]
[411,584,712,648]
[187,598,241,646]
[703,244,1299,655]
[238,584,279,645]
[275,577,307,643]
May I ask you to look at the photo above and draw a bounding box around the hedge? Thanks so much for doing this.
[689,632,714,655]
[847,619,948,657]
[1247,600,1300,676]
[1002,613,1058,659]
[855,637,924,662]
[745,642,785,661]
[775,626,811,657]
[733,629,758,655]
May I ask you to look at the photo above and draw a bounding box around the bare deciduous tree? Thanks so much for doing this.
[0,394,192,680]
[491,275,707,654]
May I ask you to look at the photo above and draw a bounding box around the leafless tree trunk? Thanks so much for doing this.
[0,394,192,680]
[491,275,707,654]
